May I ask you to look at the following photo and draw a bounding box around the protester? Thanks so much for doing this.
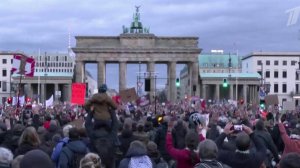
[19,149,53,168]
[80,153,102,168]
[216,123,267,168]
[166,120,200,168]
[118,140,152,168]
[278,115,300,157]
[58,127,88,168]
[15,126,41,156]
[279,153,300,168]
[195,139,230,168]
[0,147,13,168]
[254,119,280,165]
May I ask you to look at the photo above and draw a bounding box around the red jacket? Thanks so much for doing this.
[165,133,200,168]
[278,123,300,157]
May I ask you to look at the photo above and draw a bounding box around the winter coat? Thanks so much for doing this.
[195,160,231,168]
[254,129,280,162]
[165,133,200,168]
[118,141,151,168]
[268,125,285,153]
[278,123,300,157]
[57,140,88,168]
[134,131,150,145]
[155,123,172,162]
[172,122,187,149]
[15,142,39,156]
[216,133,266,168]
[118,129,137,157]
[85,92,117,121]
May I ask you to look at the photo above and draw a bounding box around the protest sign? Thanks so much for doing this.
[71,83,86,105]
[119,87,138,103]
[283,101,295,111]
[265,94,279,106]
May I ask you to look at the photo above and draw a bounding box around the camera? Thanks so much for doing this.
[233,125,243,131]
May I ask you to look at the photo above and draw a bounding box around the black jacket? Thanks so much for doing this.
[118,129,137,157]
[254,130,280,162]
[15,142,39,156]
[216,133,266,168]
[58,140,88,168]
[154,123,171,162]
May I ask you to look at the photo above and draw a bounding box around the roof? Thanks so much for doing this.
[13,72,73,77]
[200,73,261,78]
[199,53,240,68]
[242,51,300,60]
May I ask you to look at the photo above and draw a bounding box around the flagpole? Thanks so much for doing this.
[38,49,40,104]
[16,73,22,117]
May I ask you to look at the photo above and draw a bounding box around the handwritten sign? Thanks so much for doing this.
[119,88,138,103]
[71,83,86,105]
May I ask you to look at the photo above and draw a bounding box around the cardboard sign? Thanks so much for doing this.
[119,88,138,103]
[283,101,295,111]
[265,94,279,106]
[71,83,86,105]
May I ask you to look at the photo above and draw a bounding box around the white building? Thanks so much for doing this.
[12,52,75,103]
[0,52,14,104]
[242,52,300,105]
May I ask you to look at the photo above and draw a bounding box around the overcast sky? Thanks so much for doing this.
[1,0,300,90]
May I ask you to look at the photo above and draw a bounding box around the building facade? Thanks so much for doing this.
[242,52,300,105]
[12,53,75,104]
[0,52,14,104]
[179,51,261,104]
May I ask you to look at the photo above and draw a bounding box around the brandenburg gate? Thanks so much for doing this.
[72,7,201,102]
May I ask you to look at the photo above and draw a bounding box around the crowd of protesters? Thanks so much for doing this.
[0,86,299,168]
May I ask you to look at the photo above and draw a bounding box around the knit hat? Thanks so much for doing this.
[20,150,53,168]
[99,84,108,93]
[147,141,158,153]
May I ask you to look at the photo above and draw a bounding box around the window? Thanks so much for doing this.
[274,71,278,78]
[65,56,67,61]
[257,60,262,65]
[292,61,297,65]
[10,59,13,64]
[283,71,287,78]
[274,84,278,93]
[56,56,58,61]
[282,84,287,93]
[266,71,270,78]
[2,59,7,64]
[2,81,6,92]
[2,70,7,77]
[283,60,287,65]
[274,60,278,65]
[266,60,270,65]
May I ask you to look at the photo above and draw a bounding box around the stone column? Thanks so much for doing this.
[75,61,84,83]
[67,84,72,102]
[41,84,45,104]
[147,62,155,101]
[215,84,220,101]
[243,84,247,104]
[98,61,106,87]
[168,61,176,102]
[202,84,207,100]
[54,83,59,102]
[119,61,127,91]
[191,62,199,96]
[230,84,234,100]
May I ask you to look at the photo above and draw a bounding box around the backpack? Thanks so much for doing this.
[51,137,69,166]
[129,155,152,168]
[69,150,86,168]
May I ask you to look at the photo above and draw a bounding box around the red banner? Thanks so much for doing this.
[71,83,86,105]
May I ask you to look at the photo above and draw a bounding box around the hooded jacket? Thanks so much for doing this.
[85,92,117,121]
[278,123,300,157]
[118,129,137,157]
[118,141,151,168]
[58,140,88,168]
